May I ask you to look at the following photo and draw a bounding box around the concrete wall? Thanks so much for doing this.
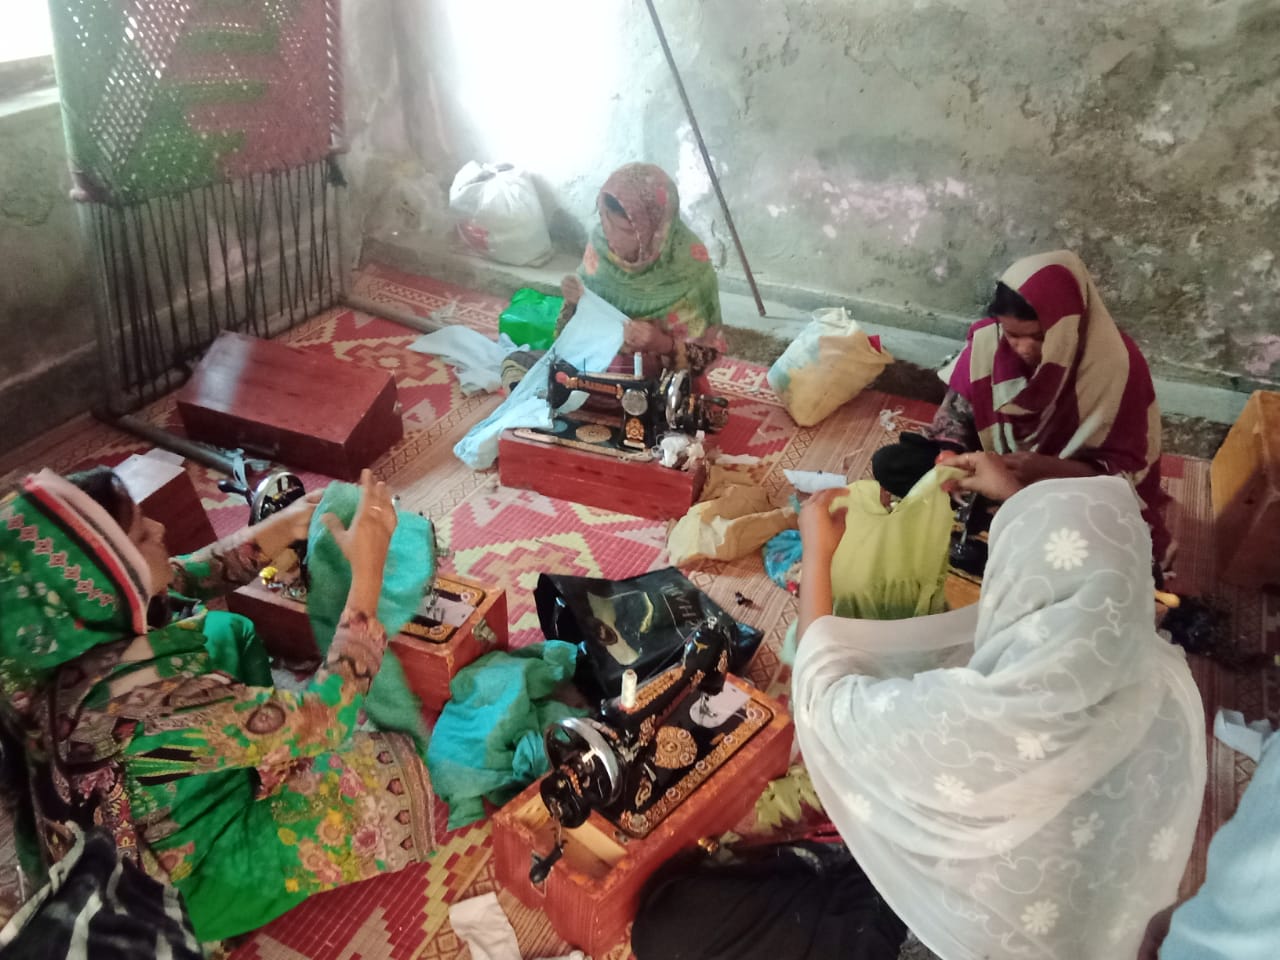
[0,98,99,453]
[398,0,1280,395]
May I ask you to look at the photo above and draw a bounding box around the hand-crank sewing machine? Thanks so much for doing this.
[492,618,793,957]
[530,615,738,882]
[541,357,730,452]
[498,357,732,520]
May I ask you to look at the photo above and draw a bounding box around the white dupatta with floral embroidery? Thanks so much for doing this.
[792,476,1205,960]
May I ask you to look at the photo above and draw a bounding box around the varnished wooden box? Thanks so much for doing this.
[498,429,705,520]
[1211,390,1280,588]
[492,678,793,957]
[176,332,404,480]
[228,571,508,712]
[114,452,217,555]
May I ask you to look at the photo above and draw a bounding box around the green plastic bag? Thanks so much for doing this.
[499,287,563,351]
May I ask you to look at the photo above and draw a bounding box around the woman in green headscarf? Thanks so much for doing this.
[564,163,727,381]
[503,163,727,392]
[0,467,432,942]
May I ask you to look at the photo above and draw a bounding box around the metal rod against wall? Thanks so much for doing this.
[642,0,767,317]
[342,293,446,334]
[107,414,241,475]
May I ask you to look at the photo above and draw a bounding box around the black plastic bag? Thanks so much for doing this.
[534,567,763,702]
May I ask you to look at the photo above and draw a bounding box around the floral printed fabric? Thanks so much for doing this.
[792,476,1206,959]
[10,523,430,942]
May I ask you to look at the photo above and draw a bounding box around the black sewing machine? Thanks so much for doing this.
[538,357,730,452]
[530,615,776,883]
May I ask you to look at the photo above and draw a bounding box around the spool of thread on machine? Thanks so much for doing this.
[621,669,638,708]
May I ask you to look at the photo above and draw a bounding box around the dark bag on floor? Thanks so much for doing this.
[632,840,907,960]
[534,567,763,703]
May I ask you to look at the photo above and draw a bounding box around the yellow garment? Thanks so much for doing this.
[668,465,797,565]
[827,467,960,619]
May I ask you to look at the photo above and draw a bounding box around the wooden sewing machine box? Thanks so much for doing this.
[113,451,216,556]
[227,571,508,712]
[176,331,404,481]
[492,678,793,957]
[1211,390,1280,589]
[498,429,705,520]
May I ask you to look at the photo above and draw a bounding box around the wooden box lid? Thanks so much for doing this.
[176,332,403,480]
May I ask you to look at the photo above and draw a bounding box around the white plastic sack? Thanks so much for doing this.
[364,159,449,247]
[767,307,893,426]
[449,162,552,267]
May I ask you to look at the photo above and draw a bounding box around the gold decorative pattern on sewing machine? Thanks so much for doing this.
[654,727,698,769]
[617,699,773,838]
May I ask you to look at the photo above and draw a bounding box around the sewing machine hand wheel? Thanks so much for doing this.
[541,717,624,831]
[218,469,307,525]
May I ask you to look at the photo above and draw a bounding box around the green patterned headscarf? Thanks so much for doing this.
[0,470,152,702]
[578,163,723,341]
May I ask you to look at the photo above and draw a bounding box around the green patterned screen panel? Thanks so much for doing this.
[50,0,342,205]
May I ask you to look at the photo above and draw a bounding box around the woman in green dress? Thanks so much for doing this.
[503,163,727,392]
[0,467,432,942]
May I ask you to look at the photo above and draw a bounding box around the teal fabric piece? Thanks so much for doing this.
[306,483,436,754]
[426,641,586,829]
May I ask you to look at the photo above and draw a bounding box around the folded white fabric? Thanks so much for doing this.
[448,891,589,960]
[783,469,848,494]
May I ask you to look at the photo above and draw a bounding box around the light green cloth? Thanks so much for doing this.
[828,468,960,620]
[426,642,586,829]
[306,484,435,754]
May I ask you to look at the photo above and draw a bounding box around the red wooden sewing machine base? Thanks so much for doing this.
[498,429,705,520]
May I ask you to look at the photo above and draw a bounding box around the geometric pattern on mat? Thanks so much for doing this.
[4,262,1276,959]
[227,822,492,960]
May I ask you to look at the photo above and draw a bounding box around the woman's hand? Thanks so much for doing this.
[280,489,323,542]
[797,489,847,639]
[937,451,1024,501]
[622,320,673,355]
[561,274,584,304]
[799,488,848,562]
[320,470,397,613]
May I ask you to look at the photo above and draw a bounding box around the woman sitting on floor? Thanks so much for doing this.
[505,162,727,391]
[872,250,1172,567]
[0,467,430,942]
[792,458,1204,959]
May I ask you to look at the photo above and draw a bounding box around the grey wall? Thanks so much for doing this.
[0,99,99,452]
[399,0,1280,394]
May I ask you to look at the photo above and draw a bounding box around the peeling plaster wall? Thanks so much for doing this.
[0,102,99,452]
[401,0,1280,392]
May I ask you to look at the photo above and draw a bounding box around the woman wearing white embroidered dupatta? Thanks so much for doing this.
[792,476,1205,960]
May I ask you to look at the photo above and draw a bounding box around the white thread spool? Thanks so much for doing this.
[633,351,643,377]
[621,669,638,708]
